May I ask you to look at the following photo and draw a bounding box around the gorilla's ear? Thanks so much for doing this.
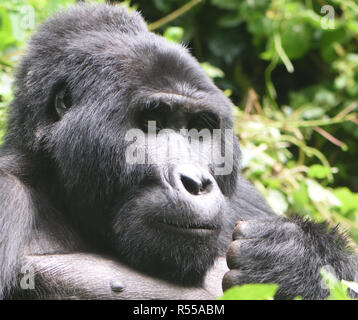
[54,86,72,119]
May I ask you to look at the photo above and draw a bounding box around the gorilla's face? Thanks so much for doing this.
[110,95,238,283]
[24,15,239,283]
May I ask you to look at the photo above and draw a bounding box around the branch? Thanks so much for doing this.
[149,0,202,31]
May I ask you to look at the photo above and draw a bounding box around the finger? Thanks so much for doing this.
[222,270,250,292]
[226,239,252,269]
[232,220,273,240]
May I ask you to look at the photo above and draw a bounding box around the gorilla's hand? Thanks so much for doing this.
[222,218,358,300]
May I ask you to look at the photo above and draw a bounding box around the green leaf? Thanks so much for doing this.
[334,74,348,90]
[0,7,17,50]
[280,19,312,60]
[266,189,288,216]
[308,164,331,179]
[320,268,351,300]
[163,26,184,43]
[306,179,341,207]
[200,62,224,79]
[319,28,349,63]
[333,187,358,212]
[292,182,310,212]
[219,284,278,300]
[342,280,358,294]
[9,10,27,42]
[302,107,325,120]
[346,20,358,35]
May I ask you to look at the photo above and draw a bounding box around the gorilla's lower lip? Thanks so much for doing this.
[153,220,219,235]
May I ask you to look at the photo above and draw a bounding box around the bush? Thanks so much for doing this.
[0,0,357,299]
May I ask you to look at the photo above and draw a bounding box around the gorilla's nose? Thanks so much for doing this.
[171,164,215,196]
[180,174,213,195]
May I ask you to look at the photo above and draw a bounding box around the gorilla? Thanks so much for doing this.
[0,4,357,300]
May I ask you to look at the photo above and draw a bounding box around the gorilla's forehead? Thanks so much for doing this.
[65,31,232,117]
[68,31,211,86]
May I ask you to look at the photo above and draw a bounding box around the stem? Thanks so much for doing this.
[280,134,333,181]
[268,114,357,129]
[313,126,347,150]
[265,55,278,101]
[273,33,294,73]
[149,0,202,31]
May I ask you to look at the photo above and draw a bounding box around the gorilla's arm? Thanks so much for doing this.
[14,211,228,300]
[0,168,35,298]
[15,253,222,299]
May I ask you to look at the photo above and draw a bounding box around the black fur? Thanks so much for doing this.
[0,4,356,299]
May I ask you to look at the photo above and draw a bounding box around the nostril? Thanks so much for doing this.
[180,175,200,195]
[180,175,213,196]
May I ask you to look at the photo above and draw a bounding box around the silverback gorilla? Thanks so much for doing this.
[0,4,357,300]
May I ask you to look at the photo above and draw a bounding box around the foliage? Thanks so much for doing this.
[0,0,358,299]
[218,283,279,300]
[320,268,353,300]
[219,269,358,300]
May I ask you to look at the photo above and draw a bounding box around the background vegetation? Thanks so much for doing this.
[0,0,357,299]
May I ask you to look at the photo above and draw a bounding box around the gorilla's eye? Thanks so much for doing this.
[54,87,72,118]
[136,102,169,132]
[188,112,219,131]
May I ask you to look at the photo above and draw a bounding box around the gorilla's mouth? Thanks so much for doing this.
[153,219,220,235]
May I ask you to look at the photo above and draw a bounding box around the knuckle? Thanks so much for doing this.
[226,239,251,269]
[222,269,242,291]
[232,220,249,239]
[227,240,241,257]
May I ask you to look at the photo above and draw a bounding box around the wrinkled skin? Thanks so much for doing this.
[0,4,357,300]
